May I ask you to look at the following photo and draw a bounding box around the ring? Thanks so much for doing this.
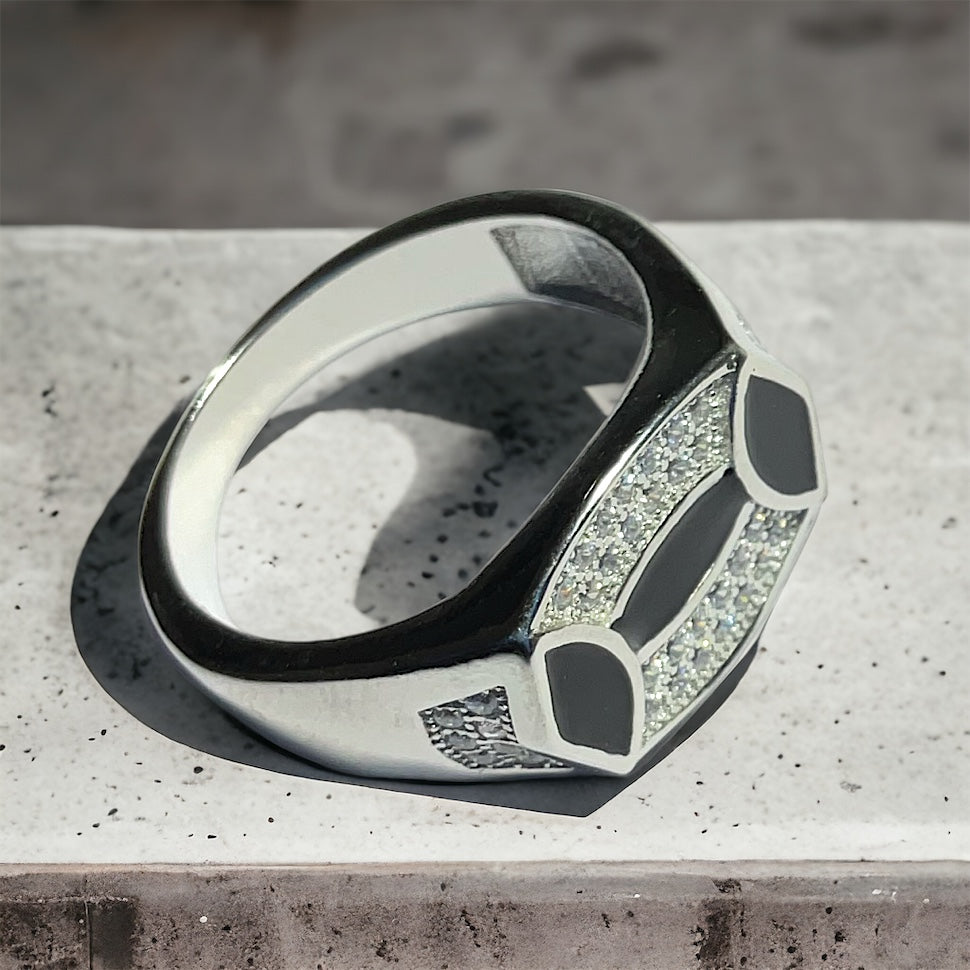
[139,191,825,781]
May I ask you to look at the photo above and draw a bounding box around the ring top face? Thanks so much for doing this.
[422,355,823,778]
[139,191,825,782]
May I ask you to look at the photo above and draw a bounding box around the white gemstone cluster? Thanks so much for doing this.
[641,505,804,739]
[535,370,736,633]
[420,687,566,770]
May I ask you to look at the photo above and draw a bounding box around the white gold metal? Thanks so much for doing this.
[139,191,826,781]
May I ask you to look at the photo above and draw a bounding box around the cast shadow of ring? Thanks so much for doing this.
[71,305,720,816]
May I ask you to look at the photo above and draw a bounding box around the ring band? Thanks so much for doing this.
[139,191,825,781]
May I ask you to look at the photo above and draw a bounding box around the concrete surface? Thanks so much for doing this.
[1,222,968,872]
[2,0,968,227]
[2,862,969,970]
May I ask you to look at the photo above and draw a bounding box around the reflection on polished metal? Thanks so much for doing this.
[139,191,826,781]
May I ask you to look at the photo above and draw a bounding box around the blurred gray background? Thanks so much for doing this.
[1,0,967,227]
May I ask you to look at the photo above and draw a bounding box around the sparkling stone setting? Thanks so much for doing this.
[420,687,567,770]
[418,358,816,774]
[535,369,736,633]
[641,505,804,738]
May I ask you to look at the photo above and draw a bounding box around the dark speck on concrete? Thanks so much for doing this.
[938,125,969,158]
[472,501,497,518]
[570,37,664,81]
[792,6,951,48]
[444,111,494,143]
[694,888,742,969]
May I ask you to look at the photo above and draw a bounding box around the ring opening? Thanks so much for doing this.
[155,215,651,634]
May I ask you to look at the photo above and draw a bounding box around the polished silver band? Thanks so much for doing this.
[139,191,825,781]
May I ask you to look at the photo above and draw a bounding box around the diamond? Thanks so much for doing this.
[665,421,690,451]
[574,540,599,564]
[667,458,693,484]
[693,435,712,460]
[477,717,508,739]
[442,731,477,752]
[553,582,577,613]
[514,749,563,769]
[592,509,620,542]
[467,750,502,767]
[667,638,691,662]
[644,482,670,509]
[601,546,625,573]
[489,741,521,756]
[757,552,784,575]
[733,586,761,617]
[464,692,500,717]
[433,708,465,730]
[638,450,664,478]
[693,647,713,671]
[621,514,643,542]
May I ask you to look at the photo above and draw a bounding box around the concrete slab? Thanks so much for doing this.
[1,223,968,871]
[2,862,969,970]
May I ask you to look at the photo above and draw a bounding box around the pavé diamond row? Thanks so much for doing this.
[641,505,805,739]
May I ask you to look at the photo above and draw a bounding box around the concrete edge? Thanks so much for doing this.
[2,221,969,244]
[2,861,968,969]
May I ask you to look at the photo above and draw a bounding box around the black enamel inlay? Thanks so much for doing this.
[613,472,748,649]
[744,377,817,495]
[544,642,633,755]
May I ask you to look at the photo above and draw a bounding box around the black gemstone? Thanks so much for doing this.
[744,376,817,495]
[545,642,634,755]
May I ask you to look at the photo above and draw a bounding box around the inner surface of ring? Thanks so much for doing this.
[158,216,652,630]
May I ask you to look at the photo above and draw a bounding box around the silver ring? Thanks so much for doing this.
[139,191,826,781]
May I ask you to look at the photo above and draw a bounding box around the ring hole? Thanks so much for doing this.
[217,300,643,639]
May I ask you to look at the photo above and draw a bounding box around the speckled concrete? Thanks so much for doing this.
[2,862,969,970]
[1,223,968,872]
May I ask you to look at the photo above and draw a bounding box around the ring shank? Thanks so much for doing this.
[154,216,649,633]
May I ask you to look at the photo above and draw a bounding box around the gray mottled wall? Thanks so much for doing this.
[1,0,967,227]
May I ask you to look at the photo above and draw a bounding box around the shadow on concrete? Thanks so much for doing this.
[70,304,721,815]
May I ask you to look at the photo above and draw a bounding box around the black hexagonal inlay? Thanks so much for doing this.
[545,642,633,755]
[744,376,817,495]
[614,471,748,648]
